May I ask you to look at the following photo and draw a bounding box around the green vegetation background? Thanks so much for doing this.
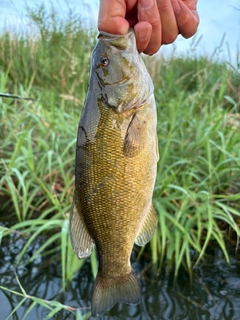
[0,5,240,319]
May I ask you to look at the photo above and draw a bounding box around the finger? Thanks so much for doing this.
[175,0,200,38]
[137,0,162,55]
[156,0,179,44]
[134,22,152,53]
[98,0,137,34]
[125,2,139,28]
[181,0,198,11]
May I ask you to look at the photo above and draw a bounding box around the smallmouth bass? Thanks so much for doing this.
[70,29,159,317]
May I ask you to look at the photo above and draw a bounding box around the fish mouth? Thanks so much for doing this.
[98,29,133,39]
[100,94,148,115]
[105,79,128,86]
[97,29,134,50]
[96,72,129,88]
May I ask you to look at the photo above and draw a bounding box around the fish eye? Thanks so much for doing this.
[99,56,109,68]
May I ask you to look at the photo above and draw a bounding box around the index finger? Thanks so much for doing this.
[137,0,162,55]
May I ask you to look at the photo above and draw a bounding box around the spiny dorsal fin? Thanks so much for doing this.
[69,196,94,259]
[91,270,141,317]
[135,204,158,246]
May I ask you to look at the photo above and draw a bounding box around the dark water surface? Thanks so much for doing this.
[1,230,240,320]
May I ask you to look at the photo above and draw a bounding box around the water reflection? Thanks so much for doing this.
[1,231,240,320]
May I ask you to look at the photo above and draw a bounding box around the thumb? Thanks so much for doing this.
[98,0,130,34]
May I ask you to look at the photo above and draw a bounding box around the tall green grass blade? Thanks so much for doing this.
[22,302,37,320]
[15,220,63,265]
[44,306,63,319]
[5,297,27,320]
[90,247,98,279]
[61,217,68,289]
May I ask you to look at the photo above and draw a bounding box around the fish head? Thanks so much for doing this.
[90,29,154,113]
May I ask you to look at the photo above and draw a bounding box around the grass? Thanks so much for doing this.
[0,3,240,318]
[148,53,240,272]
[0,273,91,320]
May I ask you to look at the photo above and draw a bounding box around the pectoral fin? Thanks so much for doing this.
[124,113,146,157]
[135,204,158,246]
[69,196,94,259]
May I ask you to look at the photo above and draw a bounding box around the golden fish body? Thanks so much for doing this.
[70,29,159,317]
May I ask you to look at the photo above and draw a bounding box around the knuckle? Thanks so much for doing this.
[162,33,178,44]
[157,0,172,11]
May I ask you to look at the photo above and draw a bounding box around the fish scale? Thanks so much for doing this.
[70,29,159,317]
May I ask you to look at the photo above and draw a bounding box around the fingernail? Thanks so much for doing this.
[141,0,154,9]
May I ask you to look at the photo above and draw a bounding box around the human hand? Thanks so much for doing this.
[98,0,199,55]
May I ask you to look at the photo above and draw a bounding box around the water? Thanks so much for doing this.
[1,228,240,320]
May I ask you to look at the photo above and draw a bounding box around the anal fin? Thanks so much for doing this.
[69,195,94,259]
[135,204,158,246]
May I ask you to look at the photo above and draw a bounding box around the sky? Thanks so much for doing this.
[0,0,239,62]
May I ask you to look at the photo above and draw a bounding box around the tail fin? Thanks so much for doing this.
[91,270,141,317]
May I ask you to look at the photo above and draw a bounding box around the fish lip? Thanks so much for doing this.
[96,71,128,88]
[102,78,128,87]
[97,29,135,50]
[97,28,133,39]
[100,95,148,114]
